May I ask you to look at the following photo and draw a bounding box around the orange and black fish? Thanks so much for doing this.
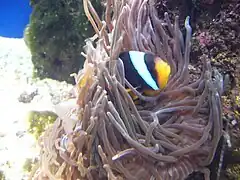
[118,51,171,98]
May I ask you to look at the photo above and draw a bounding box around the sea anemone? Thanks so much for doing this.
[32,0,223,179]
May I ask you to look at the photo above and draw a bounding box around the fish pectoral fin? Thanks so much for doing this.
[126,88,139,101]
[126,88,132,93]
[143,89,161,96]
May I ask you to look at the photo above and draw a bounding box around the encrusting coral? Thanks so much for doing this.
[32,0,224,179]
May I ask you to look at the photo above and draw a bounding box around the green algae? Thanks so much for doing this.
[27,110,57,140]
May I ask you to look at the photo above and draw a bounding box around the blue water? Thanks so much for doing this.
[0,0,32,38]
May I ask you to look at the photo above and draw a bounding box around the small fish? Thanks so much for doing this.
[118,51,171,97]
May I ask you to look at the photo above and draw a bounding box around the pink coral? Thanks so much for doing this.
[197,31,212,47]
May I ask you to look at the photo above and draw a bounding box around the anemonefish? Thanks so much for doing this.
[118,51,171,97]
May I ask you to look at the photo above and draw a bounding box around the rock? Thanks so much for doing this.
[18,87,38,103]
[16,131,26,138]
[0,37,76,180]
[0,132,5,138]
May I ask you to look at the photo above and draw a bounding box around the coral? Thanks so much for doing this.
[24,0,104,84]
[190,1,240,178]
[157,1,240,178]
[196,31,212,48]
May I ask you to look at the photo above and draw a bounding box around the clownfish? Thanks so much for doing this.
[118,51,171,97]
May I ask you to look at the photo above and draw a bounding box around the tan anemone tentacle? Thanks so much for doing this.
[34,0,223,180]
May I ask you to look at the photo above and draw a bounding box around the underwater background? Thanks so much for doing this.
[0,0,239,179]
[0,0,31,38]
